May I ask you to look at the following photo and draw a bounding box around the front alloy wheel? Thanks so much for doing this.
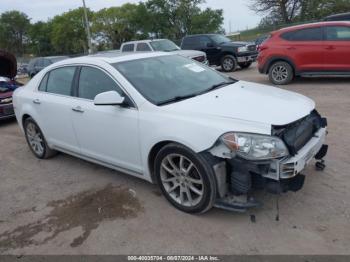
[155,143,217,214]
[160,154,204,207]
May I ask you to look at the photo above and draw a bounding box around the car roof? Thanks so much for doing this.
[123,39,167,45]
[51,52,172,67]
[275,21,350,33]
[325,12,350,20]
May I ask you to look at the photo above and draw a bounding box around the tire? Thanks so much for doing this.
[24,117,57,159]
[238,62,252,69]
[268,61,294,85]
[221,55,237,72]
[154,143,217,214]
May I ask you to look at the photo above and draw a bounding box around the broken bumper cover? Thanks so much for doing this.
[213,127,328,212]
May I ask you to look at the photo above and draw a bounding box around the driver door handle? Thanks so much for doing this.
[72,106,84,113]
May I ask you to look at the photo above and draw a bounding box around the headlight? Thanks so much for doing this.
[221,132,289,160]
[238,46,248,53]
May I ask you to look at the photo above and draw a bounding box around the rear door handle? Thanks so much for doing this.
[287,47,296,50]
[32,99,41,104]
[72,106,84,113]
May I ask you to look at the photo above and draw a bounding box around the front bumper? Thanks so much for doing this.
[237,52,258,63]
[212,127,328,212]
[0,103,15,120]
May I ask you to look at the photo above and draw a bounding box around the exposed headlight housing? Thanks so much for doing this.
[221,132,289,160]
[237,46,248,53]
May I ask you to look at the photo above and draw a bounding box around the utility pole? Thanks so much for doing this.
[82,0,93,54]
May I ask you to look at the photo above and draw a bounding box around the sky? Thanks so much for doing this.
[0,0,262,32]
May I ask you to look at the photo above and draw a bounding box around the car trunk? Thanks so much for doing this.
[0,50,17,79]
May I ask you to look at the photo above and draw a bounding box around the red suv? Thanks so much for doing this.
[258,21,350,85]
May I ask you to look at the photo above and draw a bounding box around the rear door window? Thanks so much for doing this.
[326,26,350,41]
[281,27,323,41]
[121,44,134,52]
[182,37,198,49]
[46,67,76,96]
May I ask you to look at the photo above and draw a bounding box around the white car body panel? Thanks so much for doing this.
[13,52,316,183]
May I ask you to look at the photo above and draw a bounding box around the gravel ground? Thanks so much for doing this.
[0,64,349,255]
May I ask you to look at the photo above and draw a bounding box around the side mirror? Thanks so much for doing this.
[94,91,125,106]
[206,42,214,48]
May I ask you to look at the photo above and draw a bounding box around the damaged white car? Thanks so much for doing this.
[13,52,328,213]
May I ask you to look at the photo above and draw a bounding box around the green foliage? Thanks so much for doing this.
[0,10,30,55]
[0,1,224,55]
[50,8,93,55]
[28,21,54,56]
[92,4,141,49]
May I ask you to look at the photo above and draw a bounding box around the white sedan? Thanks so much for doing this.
[13,52,328,213]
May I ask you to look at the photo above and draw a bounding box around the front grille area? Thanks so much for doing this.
[272,110,326,156]
[248,45,257,52]
[192,56,205,63]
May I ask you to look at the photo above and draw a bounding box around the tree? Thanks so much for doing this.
[249,0,302,24]
[300,0,350,21]
[50,8,93,55]
[143,0,223,40]
[28,21,54,56]
[191,8,224,34]
[0,11,30,55]
[92,4,141,49]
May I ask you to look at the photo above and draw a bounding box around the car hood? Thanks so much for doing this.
[164,81,315,126]
[171,49,206,58]
[221,41,250,47]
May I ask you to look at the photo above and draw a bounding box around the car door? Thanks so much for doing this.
[324,25,350,71]
[70,65,142,173]
[281,27,325,72]
[34,66,81,153]
[198,36,221,64]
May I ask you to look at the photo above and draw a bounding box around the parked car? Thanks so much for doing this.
[13,52,328,214]
[120,39,208,64]
[28,56,69,78]
[258,21,350,85]
[324,12,350,21]
[17,63,28,75]
[255,34,270,49]
[181,34,258,72]
[0,50,22,120]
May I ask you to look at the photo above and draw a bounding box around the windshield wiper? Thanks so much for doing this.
[198,80,236,95]
[157,94,197,106]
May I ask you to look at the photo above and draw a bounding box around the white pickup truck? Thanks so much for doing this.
[120,39,208,65]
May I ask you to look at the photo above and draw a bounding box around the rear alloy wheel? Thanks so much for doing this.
[269,61,294,85]
[238,62,252,69]
[155,144,217,214]
[221,55,237,72]
[24,117,57,159]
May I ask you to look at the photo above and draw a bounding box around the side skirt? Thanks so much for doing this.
[52,145,148,182]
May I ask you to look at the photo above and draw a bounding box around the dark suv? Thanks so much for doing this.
[28,56,68,77]
[181,34,258,72]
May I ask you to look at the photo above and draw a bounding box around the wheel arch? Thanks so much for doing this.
[148,140,188,184]
[264,56,297,75]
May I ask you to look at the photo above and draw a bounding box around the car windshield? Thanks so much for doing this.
[150,40,180,52]
[210,35,231,44]
[113,55,236,105]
